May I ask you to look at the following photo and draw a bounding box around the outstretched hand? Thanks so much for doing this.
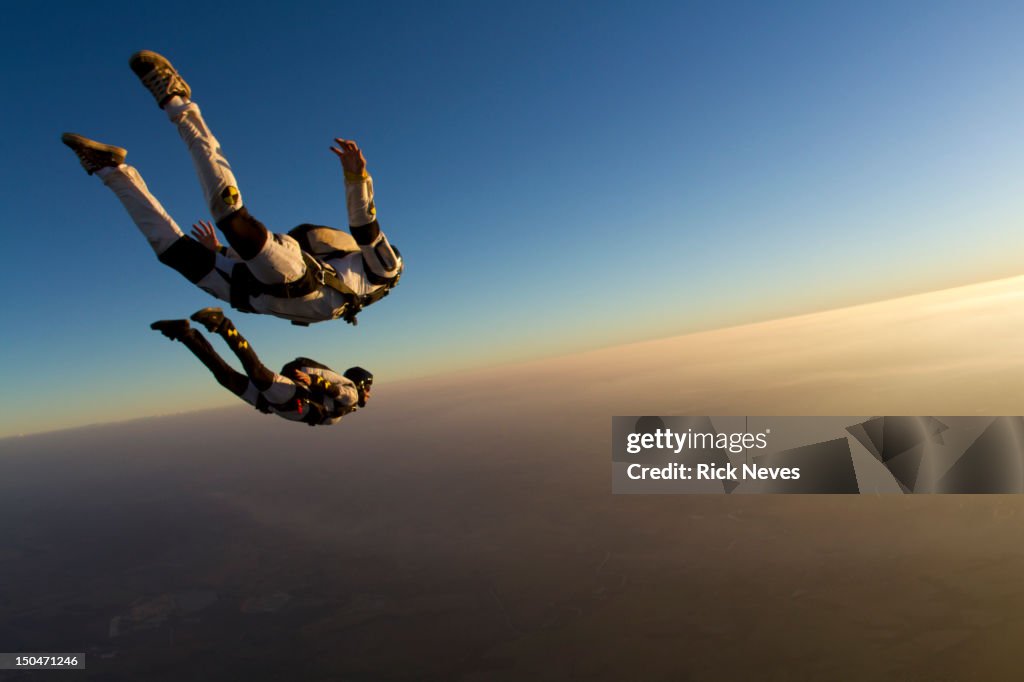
[191,220,222,252]
[292,369,312,386]
[330,138,367,176]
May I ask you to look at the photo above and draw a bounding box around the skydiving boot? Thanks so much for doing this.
[61,133,127,175]
[190,307,226,334]
[150,319,192,340]
[129,50,191,108]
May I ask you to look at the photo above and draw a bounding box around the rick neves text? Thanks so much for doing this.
[626,463,801,481]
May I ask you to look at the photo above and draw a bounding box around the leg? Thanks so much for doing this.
[99,164,186,255]
[63,133,236,301]
[163,98,250,228]
[220,318,277,390]
[236,373,302,417]
[97,164,234,302]
[255,372,301,407]
[190,310,301,406]
[191,309,277,390]
[164,101,306,284]
[128,52,305,285]
[180,329,249,395]
[152,322,248,395]
[129,52,265,258]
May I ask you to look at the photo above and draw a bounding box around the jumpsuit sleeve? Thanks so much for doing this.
[345,170,402,282]
[331,379,361,409]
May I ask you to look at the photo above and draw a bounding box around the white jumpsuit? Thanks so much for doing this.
[96,97,402,325]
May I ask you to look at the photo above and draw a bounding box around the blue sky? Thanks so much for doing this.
[2,0,1023,435]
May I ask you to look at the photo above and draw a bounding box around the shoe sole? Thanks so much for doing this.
[61,133,127,160]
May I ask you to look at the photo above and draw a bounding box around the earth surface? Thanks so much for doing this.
[5,276,1024,680]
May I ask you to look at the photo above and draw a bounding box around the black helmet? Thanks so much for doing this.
[344,366,374,406]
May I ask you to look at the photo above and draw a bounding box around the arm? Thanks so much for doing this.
[330,139,402,282]
[307,375,360,426]
[324,380,361,421]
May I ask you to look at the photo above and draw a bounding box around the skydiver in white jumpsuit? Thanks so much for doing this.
[151,308,372,426]
[62,50,402,326]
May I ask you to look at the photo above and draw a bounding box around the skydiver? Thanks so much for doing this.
[150,307,373,426]
[62,50,402,327]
